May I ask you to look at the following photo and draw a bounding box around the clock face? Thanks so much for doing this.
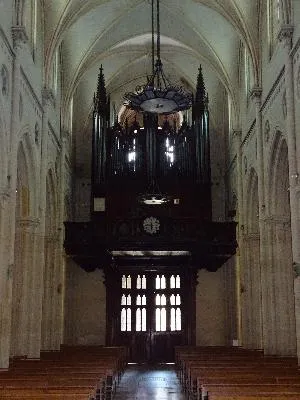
[143,216,160,235]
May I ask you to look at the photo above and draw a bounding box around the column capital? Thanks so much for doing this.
[0,188,10,208]
[250,86,262,103]
[261,215,290,227]
[232,130,242,145]
[278,25,294,47]
[232,129,242,138]
[232,130,242,149]
[42,87,56,108]
[17,217,40,229]
[61,129,70,145]
[11,26,28,50]
[242,232,260,242]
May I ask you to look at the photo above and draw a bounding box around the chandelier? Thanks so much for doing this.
[124,0,193,114]
[137,179,171,205]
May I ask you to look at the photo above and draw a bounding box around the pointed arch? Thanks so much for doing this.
[268,129,289,217]
[16,130,39,216]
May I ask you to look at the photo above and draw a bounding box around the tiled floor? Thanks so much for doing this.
[113,364,187,400]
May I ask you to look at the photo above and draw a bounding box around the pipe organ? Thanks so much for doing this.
[92,65,212,220]
[64,65,236,272]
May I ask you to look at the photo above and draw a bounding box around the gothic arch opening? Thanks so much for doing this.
[11,140,32,357]
[267,131,296,355]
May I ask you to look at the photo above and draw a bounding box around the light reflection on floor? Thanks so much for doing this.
[113,364,187,399]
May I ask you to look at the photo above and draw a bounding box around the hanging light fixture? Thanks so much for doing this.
[124,0,193,114]
[137,179,172,205]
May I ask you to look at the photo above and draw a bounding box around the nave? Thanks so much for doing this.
[113,364,186,400]
[2,345,300,399]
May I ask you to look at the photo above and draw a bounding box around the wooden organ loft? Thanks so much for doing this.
[64,66,237,362]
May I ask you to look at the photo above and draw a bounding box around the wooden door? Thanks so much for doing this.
[107,269,191,363]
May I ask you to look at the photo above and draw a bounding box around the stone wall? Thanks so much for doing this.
[64,261,106,345]
[0,1,71,368]
[196,269,227,346]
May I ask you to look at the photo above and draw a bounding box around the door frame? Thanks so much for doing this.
[105,264,197,363]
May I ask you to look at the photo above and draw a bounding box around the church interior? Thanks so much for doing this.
[1,0,300,398]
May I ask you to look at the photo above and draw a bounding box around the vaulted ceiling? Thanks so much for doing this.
[44,0,259,113]
[42,0,260,174]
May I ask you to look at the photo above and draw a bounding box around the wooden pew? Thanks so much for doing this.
[208,395,300,400]
[203,384,300,400]
[0,393,93,399]
[175,346,300,400]
[0,345,128,400]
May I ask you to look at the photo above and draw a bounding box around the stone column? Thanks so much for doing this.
[11,218,39,356]
[26,217,43,358]
[263,217,277,354]
[49,234,60,350]
[26,88,51,356]
[41,235,55,350]
[278,25,300,360]
[39,88,53,351]
[239,233,250,348]
[250,88,265,351]
[232,130,243,345]
[241,233,262,349]
[53,131,68,349]
[272,218,296,355]
[0,190,12,368]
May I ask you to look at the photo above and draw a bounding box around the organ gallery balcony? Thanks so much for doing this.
[64,217,237,272]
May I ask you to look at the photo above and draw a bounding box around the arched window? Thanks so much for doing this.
[268,0,282,57]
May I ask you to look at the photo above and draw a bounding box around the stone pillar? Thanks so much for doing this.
[0,190,12,368]
[232,130,243,345]
[52,131,69,349]
[48,235,60,350]
[239,233,250,347]
[249,88,265,351]
[241,234,262,349]
[278,25,300,360]
[26,217,44,358]
[41,235,55,350]
[11,218,39,356]
[272,218,296,355]
[39,88,52,351]
[263,217,277,354]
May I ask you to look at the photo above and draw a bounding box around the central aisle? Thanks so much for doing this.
[113,364,187,400]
